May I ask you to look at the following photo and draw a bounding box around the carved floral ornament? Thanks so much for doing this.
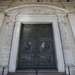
[4,4,69,16]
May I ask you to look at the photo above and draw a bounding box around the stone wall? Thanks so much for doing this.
[0,13,17,75]
[0,0,75,12]
[0,1,75,75]
[0,13,4,28]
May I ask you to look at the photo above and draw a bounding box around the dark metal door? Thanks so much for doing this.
[17,24,57,70]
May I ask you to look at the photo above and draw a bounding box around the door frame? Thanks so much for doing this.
[9,15,65,72]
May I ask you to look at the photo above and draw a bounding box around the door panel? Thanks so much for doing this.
[17,24,56,70]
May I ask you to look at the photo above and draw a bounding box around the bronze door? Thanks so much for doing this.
[17,24,57,70]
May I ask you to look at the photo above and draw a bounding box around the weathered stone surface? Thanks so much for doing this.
[0,0,75,13]
[57,14,75,75]
[0,2,75,75]
[0,14,16,66]
[0,13,4,28]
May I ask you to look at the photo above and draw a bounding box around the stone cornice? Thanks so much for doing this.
[4,4,69,16]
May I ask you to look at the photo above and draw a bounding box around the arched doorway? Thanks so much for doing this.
[6,4,67,72]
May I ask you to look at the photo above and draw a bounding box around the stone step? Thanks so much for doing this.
[8,72,65,75]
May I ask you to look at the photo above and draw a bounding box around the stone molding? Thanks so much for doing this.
[5,4,68,15]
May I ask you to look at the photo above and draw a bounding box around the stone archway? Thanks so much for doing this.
[1,4,69,73]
